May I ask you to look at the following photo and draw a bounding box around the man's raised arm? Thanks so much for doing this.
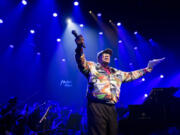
[120,67,152,82]
[75,35,90,77]
[120,57,165,82]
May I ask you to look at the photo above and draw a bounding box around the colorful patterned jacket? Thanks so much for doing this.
[75,47,151,104]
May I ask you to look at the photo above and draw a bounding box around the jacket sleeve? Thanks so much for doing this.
[75,47,90,77]
[120,68,151,82]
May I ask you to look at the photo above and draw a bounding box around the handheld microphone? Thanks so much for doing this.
[72,30,86,48]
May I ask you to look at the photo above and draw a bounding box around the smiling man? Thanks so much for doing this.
[74,35,164,135]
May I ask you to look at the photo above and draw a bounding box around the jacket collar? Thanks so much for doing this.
[96,63,116,74]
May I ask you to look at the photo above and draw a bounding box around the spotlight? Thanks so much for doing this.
[37,52,41,55]
[53,12,58,17]
[30,29,35,34]
[134,46,138,50]
[74,1,79,6]
[118,40,122,43]
[97,13,102,17]
[109,20,112,23]
[0,19,3,24]
[134,31,138,35]
[142,78,145,81]
[22,0,27,5]
[67,18,72,24]
[9,45,14,48]
[99,32,103,35]
[144,93,148,98]
[114,58,118,61]
[57,38,61,42]
[129,63,133,66]
[89,10,92,14]
[117,22,121,26]
[160,75,164,78]
[149,38,152,42]
[79,24,84,27]
[62,58,66,62]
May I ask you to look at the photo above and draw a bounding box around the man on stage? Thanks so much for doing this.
[74,34,164,135]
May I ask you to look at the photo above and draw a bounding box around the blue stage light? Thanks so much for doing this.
[114,58,118,61]
[22,0,27,5]
[149,38,152,42]
[9,45,14,48]
[134,46,138,50]
[134,31,138,35]
[67,18,72,24]
[160,75,164,78]
[62,58,66,62]
[37,52,41,55]
[144,93,148,97]
[79,24,84,27]
[118,40,122,43]
[57,38,61,42]
[142,78,145,81]
[53,12,58,17]
[0,19,3,24]
[74,1,79,6]
[117,22,121,26]
[30,29,35,34]
[129,63,133,66]
[99,32,103,35]
[97,13,102,17]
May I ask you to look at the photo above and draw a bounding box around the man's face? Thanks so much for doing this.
[99,53,111,64]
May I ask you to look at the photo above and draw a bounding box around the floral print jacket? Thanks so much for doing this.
[75,47,150,104]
